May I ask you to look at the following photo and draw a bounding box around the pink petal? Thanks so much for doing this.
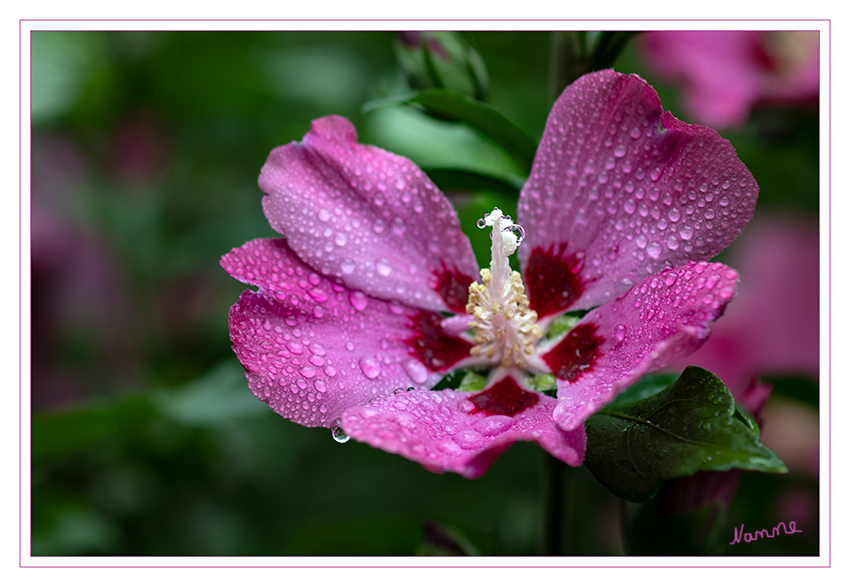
[517,70,757,318]
[341,376,585,478]
[223,238,473,427]
[258,115,479,313]
[544,261,740,430]
[664,214,820,392]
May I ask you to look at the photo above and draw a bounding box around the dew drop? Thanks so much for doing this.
[646,241,662,259]
[331,420,350,443]
[318,209,331,222]
[667,235,680,250]
[392,217,407,235]
[359,357,382,379]
[613,144,627,157]
[376,258,393,276]
[505,224,525,245]
[615,324,627,341]
[349,291,369,311]
[341,258,356,274]
[679,226,694,240]
[403,358,429,384]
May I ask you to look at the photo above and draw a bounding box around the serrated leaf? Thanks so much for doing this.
[366,89,537,174]
[584,366,787,502]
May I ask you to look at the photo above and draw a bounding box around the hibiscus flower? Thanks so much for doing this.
[222,70,758,478]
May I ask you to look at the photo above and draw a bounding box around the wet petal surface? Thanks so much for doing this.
[259,115,479,313]
[341,376,586,478]
[545,261,740,430]
[223,238,468,427]
[517,70,757,316]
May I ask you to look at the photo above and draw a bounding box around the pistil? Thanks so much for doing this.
[466,209,542,368]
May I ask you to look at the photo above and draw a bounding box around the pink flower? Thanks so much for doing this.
[639,31,820,128]
[222,70,758,478]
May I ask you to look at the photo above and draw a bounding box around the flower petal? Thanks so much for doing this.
[517,70,757,317]
[258,115,479,313]
[223,238,473,427]
[543,261,739,430]
[341,376,585,478]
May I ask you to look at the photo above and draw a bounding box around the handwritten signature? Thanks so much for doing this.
[730,520,803,545]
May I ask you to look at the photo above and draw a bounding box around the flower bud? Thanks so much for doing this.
[394,31,489,101]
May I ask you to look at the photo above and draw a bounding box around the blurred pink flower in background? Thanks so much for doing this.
[639,31,819,128]
[667,213,819,391]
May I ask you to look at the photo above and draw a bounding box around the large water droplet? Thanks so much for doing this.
[402,358,428,384]
[646,241,662,259]
[615,324,627,341]
[331,420,350,443]
[349,291,369,311]
[359,357,382,379]
[318,209,331,222]
[335,232,348,246]
[376,258,393,276]
[341,258,356,274]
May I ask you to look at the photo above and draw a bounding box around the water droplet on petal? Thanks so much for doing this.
[646,241,662,259]
[359,357,382,379]
[341,259,356,274]
[376,258,393,276]
[615,324,626,341]
[350,291,369,310]
[402,358,428,384]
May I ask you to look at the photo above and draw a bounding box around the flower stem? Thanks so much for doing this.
[541,453,575,555]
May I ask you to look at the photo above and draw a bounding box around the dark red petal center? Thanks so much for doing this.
[405,310,473,372]
[525,243,587,318]
[469,376,539,417]
[543,322,604,383]
[431,262,474,314]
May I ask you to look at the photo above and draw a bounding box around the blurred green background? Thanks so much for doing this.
[30,31,820,556]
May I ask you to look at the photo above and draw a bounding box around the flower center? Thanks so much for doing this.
[466,208,542,368]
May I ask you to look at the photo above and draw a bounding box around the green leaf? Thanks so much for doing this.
[423,167,523,198]
[366,89,538,174]
[584,366,787,502]
[589,31,639,70]
[526,373,557,394]
[458,371,488,393]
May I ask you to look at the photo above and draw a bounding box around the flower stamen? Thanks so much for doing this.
[467,209,542,368]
